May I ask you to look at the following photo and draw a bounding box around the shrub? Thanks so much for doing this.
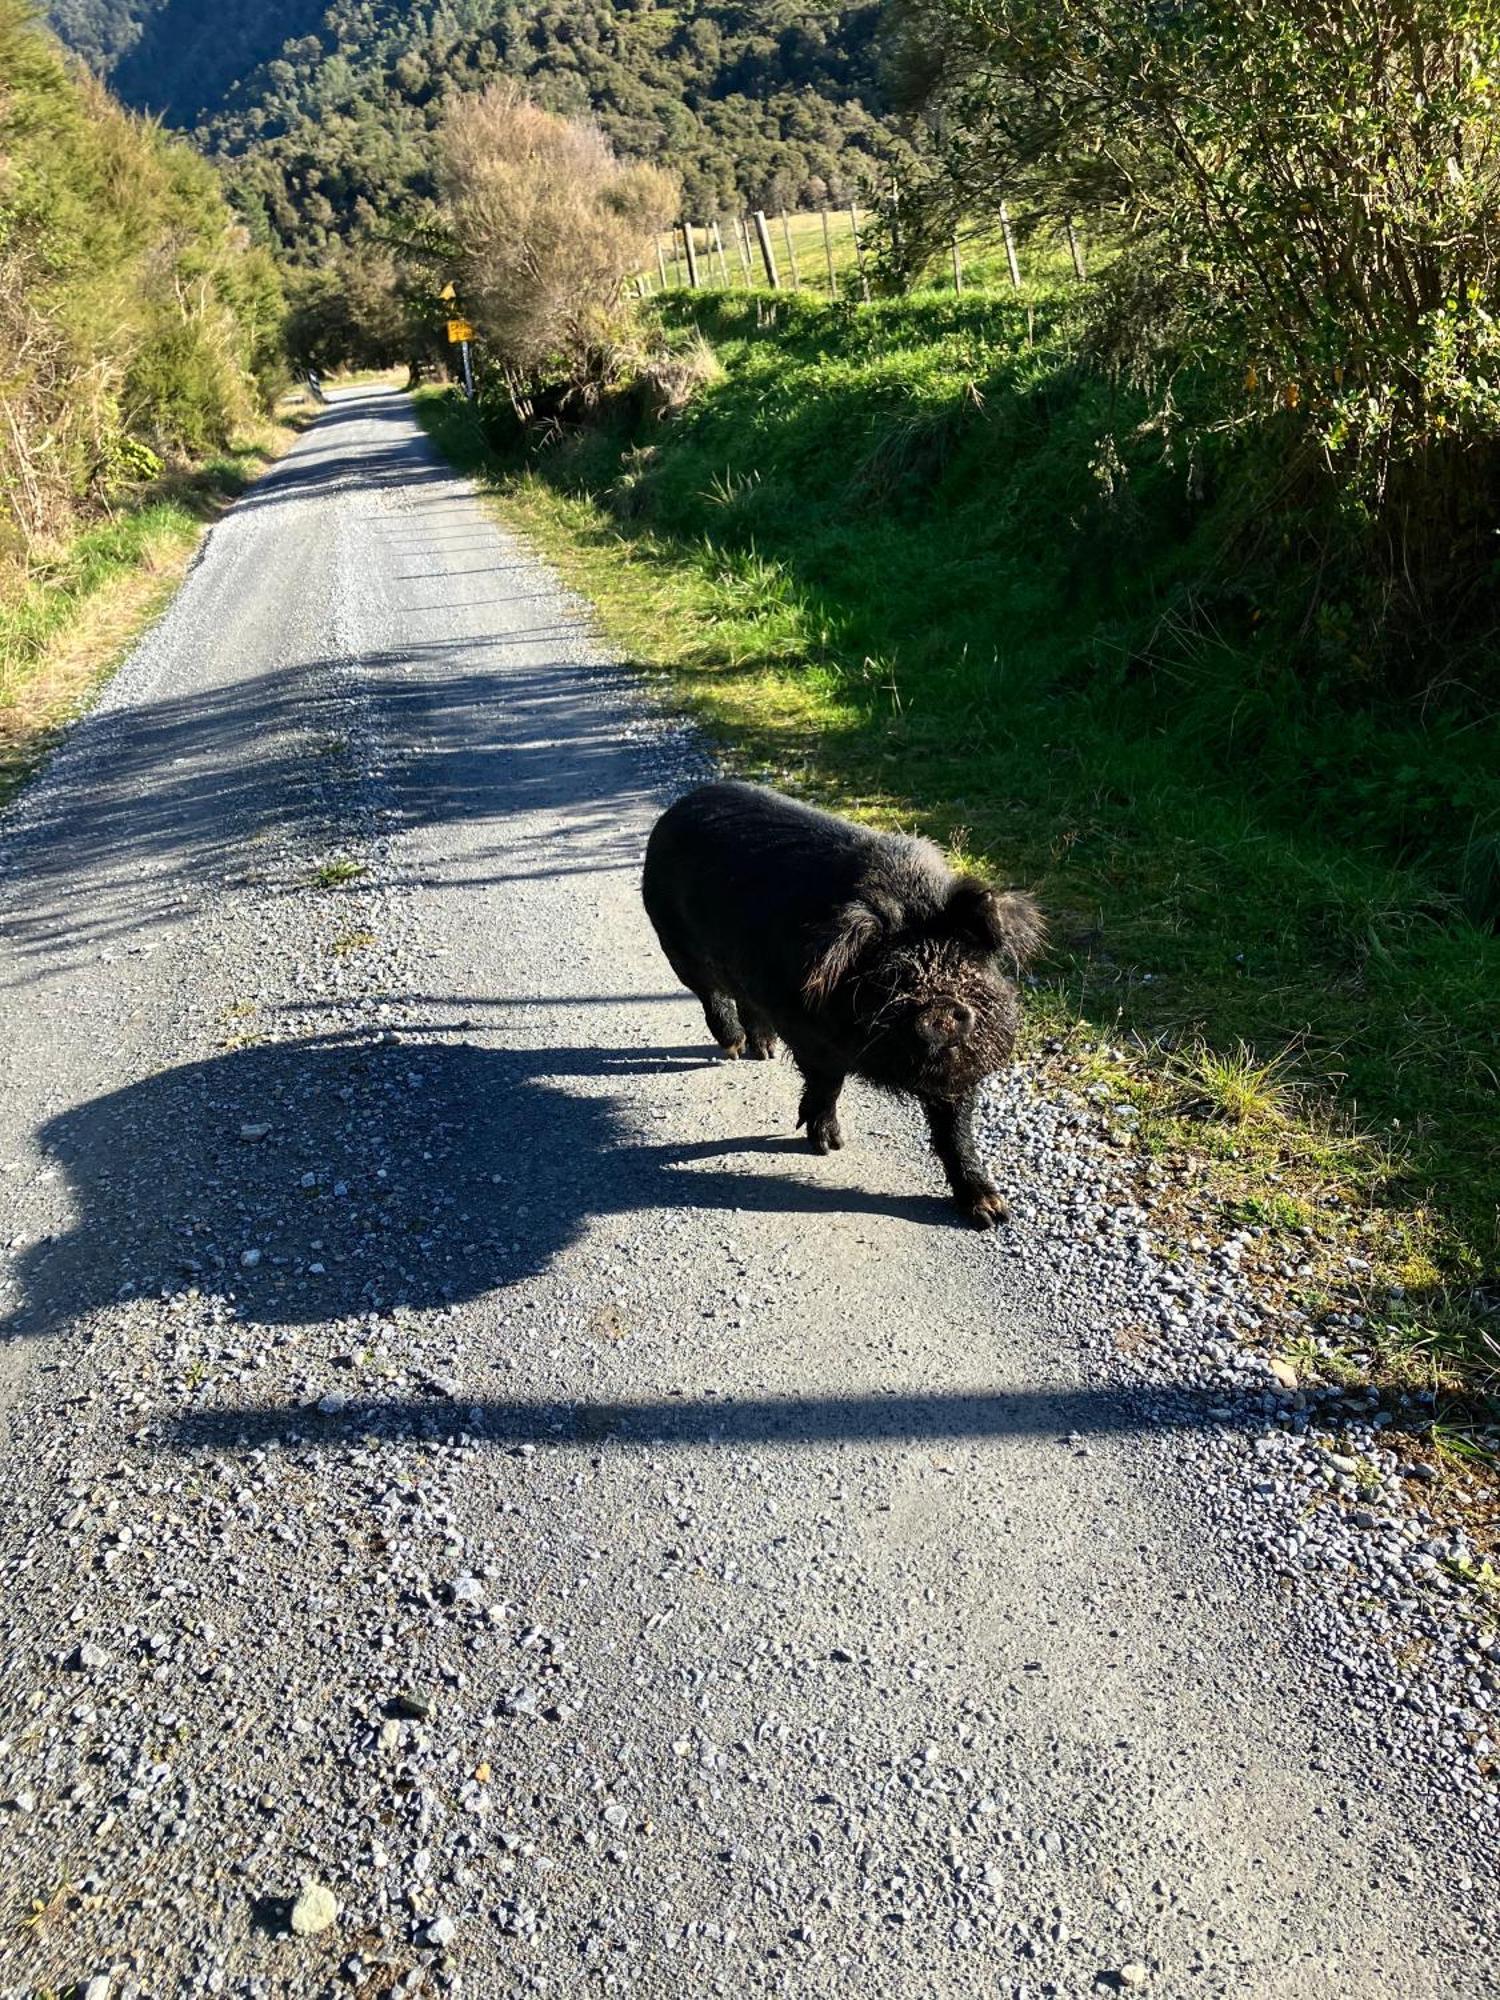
[0,1,284,570]
[886,0,1500,676]
[284,246,428,375]
[437,84,678,391]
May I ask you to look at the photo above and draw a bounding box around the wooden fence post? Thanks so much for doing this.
[752,210,780,288]
[999,203,1022,289]
[656,236,669,288]
[820,208,838,297]
[848,202,871,303]
[681,221,701,288]
[712,219,731,287]
[779,211,801,290]
[733,215,753,284]
[1065,218,1086,281]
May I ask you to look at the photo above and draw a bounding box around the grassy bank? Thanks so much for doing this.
[415,289,1499,1421]
[0,420,304,809]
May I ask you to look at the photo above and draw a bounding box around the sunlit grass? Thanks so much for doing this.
[1171,1039,1300,1127]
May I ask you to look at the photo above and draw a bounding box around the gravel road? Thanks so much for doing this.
[0,390,1495,1998]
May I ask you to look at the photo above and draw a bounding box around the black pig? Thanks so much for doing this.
[642,780,1043,1226]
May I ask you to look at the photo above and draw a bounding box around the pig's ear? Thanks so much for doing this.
[803,900,883,1003]
[946,878,1045,973]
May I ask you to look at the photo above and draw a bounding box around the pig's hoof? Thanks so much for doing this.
[806,1116,844,1154]
[961,1185,1009,1229]
[720,1038,746,1060]
[746,1034,779,1061]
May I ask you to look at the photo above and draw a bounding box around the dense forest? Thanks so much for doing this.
[47,0,895,255]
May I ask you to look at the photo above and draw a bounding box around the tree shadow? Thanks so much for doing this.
[168,1379,1261,1456]
[1,1034,954,1345]
[0,644,668,984]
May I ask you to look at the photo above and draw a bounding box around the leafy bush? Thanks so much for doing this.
[284,246,429,375]
[0,1,284,574]
[438,85,678,391]
[886,0,1500,676]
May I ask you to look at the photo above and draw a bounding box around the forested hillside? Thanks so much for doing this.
[47,0,894,254]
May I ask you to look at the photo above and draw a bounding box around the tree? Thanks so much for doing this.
[889,0,1500,654]
[437,82,676,385]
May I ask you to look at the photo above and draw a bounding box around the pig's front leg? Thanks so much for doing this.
[923,1091,1007,1227]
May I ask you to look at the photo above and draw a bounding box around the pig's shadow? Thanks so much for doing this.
[2,1034,952,1340]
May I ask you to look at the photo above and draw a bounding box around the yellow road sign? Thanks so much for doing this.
[447,318,474,343]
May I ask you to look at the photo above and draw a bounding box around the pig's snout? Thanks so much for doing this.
[916,999,976,1049]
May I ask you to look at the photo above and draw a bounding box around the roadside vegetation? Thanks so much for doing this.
[0,0,288,800]
[438,85,679,398]
[416,279,1499,1422]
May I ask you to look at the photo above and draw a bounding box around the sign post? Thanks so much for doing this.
[447,317,476,400]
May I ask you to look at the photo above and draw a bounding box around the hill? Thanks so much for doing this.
[46,0,896,256]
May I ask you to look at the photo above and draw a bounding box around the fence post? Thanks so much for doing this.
[656,236,669,288]
[733,215,753,284]
[752,210,781,288]
[848,202,871,303]
[1065,217,1086,281]
[681,221,701,288]
[951,234,963,296]
[999,203,1022,289]
[820,208,838,297]
[712,219,731,286]
[779,211,801,290]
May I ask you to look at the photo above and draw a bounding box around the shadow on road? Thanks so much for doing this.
[166,1381,1260,1455]
[0,646,665,980]
[0,389,669,981]
[231,392,447,515]
[0,1034,956,1344]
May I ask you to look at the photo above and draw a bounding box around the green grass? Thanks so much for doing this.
[1170,1041,1300,1128]
[310,857,366,889]
[415,285,1500,1413]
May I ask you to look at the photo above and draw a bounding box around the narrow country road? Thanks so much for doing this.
[0,390,1493,1998]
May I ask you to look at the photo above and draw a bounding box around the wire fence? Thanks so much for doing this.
[641,203,1091,302]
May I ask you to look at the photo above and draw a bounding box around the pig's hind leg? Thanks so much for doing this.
[646,900,749,1056]
[736,999,780,1061]
[663,946,746,1055]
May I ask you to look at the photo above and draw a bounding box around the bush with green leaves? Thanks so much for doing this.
[283,246,432,375]
[886,0,1500,675]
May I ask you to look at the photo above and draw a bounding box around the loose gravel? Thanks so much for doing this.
[0,390,1495,1999]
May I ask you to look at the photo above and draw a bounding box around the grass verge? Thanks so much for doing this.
[413,291,1499,1445]
[0,414,308,809]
